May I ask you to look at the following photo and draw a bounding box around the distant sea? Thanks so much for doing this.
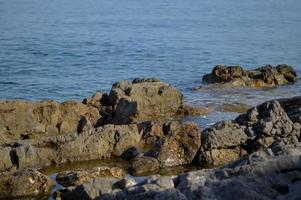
[1,0,301,125]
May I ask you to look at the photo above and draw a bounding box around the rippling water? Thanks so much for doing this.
[1,0,301,124]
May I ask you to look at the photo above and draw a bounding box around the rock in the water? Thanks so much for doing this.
[108,78,183,124]
[202,64,297,88]
[0,100,101,143]
[130,156,160,175]
[0,168,54,199]
[56,166,126,187]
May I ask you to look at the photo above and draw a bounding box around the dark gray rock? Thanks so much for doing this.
[121,147,139,161]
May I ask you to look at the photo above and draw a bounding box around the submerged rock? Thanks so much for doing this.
[56,166,126,187]
[202,64,297,88]
[0,168,54,199]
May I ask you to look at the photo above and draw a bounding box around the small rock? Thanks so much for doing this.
[130,156,160,176]
[121,147,139,161]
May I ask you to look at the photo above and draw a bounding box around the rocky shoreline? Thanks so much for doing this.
[0,73,300,200]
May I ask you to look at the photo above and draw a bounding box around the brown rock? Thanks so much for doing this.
[13,124,142,169]
[202,64,297,88]
[130,156,160,175]
[144,122,201,168]
[0,100,101,143]
[56,166,126,187]
[108,78,183,124]
[0,168,54,199]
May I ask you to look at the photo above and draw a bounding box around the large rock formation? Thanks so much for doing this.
[107,78,184,124]
[0,124,142,172]
[202,64,297,87]
[97,145,301,200]
[0,100,101,143]
[198,99,301,166]
[0,168,54,199]
[130,122,201,175]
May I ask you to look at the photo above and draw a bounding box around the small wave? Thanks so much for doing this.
[0,81,19,85]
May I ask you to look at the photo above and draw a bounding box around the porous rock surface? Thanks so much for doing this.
[0,168,54,199]
[198,99,301,166]
[106,78,184,124]
[0,124,142,171]
[95,145,301,200]
[56,166,126,187]
[202,64,297,87]
[0,100,101,143]
[130,122,201,175]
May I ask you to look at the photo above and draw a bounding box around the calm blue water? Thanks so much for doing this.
[1,0,301,112]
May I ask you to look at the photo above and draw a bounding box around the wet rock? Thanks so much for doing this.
[0,100,101,143]
[12,124,142,169]
[0,168,54,199]
[108,78,183,124]
[56,166,126,187]
[121,147,139,161]
[143,122,201,168]
[202,64,297,88]
[130,156,160,175]
[181,104,213,116]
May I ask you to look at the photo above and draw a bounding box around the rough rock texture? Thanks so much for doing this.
[56,167,126,187]
[103,145,301,200]
[2,124,142,170]
[131,122,201,175]
[0,100,101,143]
[54,177,119,200]
[0,168,54,199]
[130,156,160,175]
[202,64,297,87]
[0,146,14,172]
[198,99,301,166]
[107,78,183,124]
[279,96,301,124]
